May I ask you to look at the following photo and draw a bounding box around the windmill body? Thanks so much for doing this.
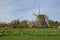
[33,6,50,27]
[36,14,49,27]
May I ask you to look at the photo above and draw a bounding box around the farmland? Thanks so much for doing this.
[0,28,60,40]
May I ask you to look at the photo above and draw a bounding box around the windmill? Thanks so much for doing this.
[33,6,50,27]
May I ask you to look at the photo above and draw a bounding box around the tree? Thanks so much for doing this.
[0,22,7,28]
[20,20,28,27]
[9,19,20,28]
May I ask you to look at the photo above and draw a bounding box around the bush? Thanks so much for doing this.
[0,32,8,37]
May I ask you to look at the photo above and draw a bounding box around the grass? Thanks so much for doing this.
[0,28,60,40]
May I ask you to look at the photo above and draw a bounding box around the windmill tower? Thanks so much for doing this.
[33,6,50,27]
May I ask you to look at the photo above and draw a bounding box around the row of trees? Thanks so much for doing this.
[0,19,32,28]
[0,19,60,28]
[0,14,60,28]
[6,19,29,28]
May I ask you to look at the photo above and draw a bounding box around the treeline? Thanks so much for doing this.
[0,19,60,28]
[0,19,29,28]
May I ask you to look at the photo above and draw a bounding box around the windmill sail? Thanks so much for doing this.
[44,16,50,27]
[38,6,40,15]
[33,6,50,27]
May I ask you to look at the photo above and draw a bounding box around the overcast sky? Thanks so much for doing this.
[0,0,60,23]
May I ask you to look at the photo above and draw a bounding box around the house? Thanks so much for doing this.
[58,26,60,28]
[28,24,33,27]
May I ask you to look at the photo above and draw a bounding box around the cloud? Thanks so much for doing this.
[0,0,60,22]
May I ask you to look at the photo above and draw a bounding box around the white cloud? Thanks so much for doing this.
[0,0,60,22]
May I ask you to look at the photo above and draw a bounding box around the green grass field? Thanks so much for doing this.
[0,28,60,40]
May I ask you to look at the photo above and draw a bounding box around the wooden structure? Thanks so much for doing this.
[33,6,50,27]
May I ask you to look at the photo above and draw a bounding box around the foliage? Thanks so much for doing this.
[0,22,7,28]
[0,28,60,40]
[0,19,60,28]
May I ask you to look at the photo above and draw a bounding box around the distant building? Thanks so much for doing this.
[28,24,33,27]
[58,26,60,28]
